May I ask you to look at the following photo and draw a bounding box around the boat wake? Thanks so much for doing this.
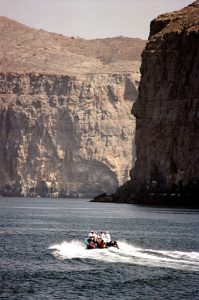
[49,240,199,271]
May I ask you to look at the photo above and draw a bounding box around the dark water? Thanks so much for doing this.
[0,197,199,300]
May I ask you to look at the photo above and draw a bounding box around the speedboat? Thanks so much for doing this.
[84,232,119,250]
[85,239,119,249]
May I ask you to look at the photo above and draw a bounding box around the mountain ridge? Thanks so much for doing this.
[0,16,146,76]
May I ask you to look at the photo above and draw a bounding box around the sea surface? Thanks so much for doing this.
[0,197,199,300]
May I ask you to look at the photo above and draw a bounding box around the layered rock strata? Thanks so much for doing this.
[93,1,199,206]
[0,17,146,197]
[0,72,137,197]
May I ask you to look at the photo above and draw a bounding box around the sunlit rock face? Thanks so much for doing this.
[0,17,146,197]
[0,72,138,197]
[0,15,147,198]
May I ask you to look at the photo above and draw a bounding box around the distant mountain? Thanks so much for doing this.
[0,16,146,75]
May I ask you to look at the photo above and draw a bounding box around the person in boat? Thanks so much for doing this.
[97,238,106,249]
[99,230,111,244]
[87,239,97,249]
[87,231,94,243]
[93,231,98,242]
[97,233,101,241]
[104,231,111,243]
[88,231,94,238]
[103,231,119,248]
[88,231,97,240]
[87,231,98,247]
[96,231,109,248]
[99,231,106,242]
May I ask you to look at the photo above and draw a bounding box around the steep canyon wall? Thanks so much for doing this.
[0,72,137,197]
[132,2,199,204]
[94,1,199,206]
[132,1,199,205]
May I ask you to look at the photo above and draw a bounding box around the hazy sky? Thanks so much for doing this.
[0,0,194,40]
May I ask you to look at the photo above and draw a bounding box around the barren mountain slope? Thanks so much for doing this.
[0,16,145,77]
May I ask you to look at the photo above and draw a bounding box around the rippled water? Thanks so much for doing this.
[0,197,199,300]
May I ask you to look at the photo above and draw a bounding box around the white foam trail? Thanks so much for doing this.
[49,240,122,263]
[49,240,199,271]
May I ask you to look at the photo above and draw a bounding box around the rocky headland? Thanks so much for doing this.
[92,1,199,206]
[0,17,146,197]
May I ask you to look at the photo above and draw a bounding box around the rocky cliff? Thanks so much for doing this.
[0,17,145,197]
[93,1,199,206]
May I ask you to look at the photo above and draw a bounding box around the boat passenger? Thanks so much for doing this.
[88,231,98,244]
[97,239,106,248]
[104,231,111,243]
[87,231,94,243]
[88,231,94,238]
[97,233,101,241]
[100,231,106,242]
[92,231,98,242]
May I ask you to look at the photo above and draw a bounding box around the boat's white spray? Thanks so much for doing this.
[49,240,199,271]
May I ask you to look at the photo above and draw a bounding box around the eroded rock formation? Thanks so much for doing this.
[93,1,199,206]
[0,17,145,197]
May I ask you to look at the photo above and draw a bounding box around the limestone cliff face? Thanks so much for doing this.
[0,17,145,197]
[93,1,199,205]
[0,72,136,197]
